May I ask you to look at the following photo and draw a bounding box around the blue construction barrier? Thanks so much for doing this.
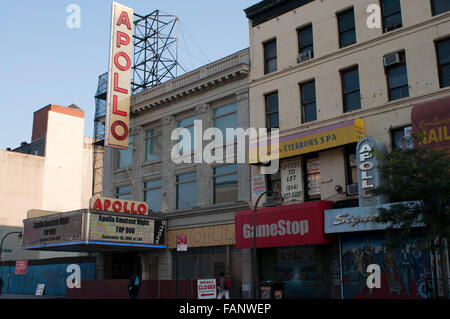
[0,262,95,296]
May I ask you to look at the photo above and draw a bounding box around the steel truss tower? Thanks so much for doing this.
[132,10,179,94]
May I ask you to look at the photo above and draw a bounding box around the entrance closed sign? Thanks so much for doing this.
[197,279,217,299]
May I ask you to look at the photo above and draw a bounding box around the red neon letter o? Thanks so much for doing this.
[138,204,147,215]
[111,121,128,140]
[114,51,131,71]
[112,201,122,212]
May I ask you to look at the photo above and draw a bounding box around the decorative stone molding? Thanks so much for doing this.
[162,116,175,125]
[195,104,209,113]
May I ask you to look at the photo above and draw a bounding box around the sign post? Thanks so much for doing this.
[176,234,187,299]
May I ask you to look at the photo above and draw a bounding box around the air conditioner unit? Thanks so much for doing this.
[384,52,401,67]
[347,184,359,196]
[266,195,282,207]
[298,50,312,63]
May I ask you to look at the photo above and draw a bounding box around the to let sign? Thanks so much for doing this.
[197,279,217,299]
[281,159,302,202]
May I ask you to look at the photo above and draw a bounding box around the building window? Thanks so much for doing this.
[298,25,314,60]
[115,185,131,200]
[304,156,320,201]
[178,116,197,154]
[176,171,197,209]
[144,179,162,212]
[117,136,133,169]
[341,67,361,112]
[385,51,409,101]
[264,39,277,74]
[436,38,450,88]
[345,147,358,187]
[300,80,317,123]
[338,8,356,48]
[214,103,238,143]
[171,246,227,280]
[392,126,413,150]
[431,0,450,16]
[213,164,238,204]
[267,170,281,194]
[381,0,402,32]
[265,92,279,131]
[145,127,162,162]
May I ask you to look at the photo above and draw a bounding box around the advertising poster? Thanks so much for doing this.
[252,175,265,197]
[15,260,28,275]
[341,232,432,299]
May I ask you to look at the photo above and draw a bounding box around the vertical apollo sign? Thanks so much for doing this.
[105,3,134,149]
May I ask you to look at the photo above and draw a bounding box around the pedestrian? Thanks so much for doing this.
[128,272,141,299]
[0,277,3,296]
[217,272,231,299]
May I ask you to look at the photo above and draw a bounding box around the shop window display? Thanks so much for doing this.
[258,245,333,298]
[341,232,432,299]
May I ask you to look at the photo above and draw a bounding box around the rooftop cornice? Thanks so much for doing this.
[130,48,249,115]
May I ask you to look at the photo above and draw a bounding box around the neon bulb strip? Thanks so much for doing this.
[23,241,166,250]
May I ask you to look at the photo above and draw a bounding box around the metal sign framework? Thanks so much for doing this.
[94,10,181,140]
[132,10,180,94]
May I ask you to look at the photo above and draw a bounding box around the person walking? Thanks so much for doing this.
[128,273,141,299]
[217,272,231,299]
[0,277,4,296]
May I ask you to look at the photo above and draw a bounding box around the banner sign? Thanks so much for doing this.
[89,196,148,216]
[235,201,332,249]
[412,97,450,152]
[105,2,134,149]
[249,118,365,163]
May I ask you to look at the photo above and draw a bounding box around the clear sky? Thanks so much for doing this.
[0,0,259,150]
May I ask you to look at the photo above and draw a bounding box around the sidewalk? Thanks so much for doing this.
[0,294,65,299]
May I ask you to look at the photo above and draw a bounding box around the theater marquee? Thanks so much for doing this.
[105,2,134,149]
[22,209,166,251]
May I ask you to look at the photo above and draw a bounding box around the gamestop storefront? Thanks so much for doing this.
[235,201,341,299]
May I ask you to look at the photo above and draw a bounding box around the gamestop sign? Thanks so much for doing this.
[105,2,134,149]
[235,201,332,249]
